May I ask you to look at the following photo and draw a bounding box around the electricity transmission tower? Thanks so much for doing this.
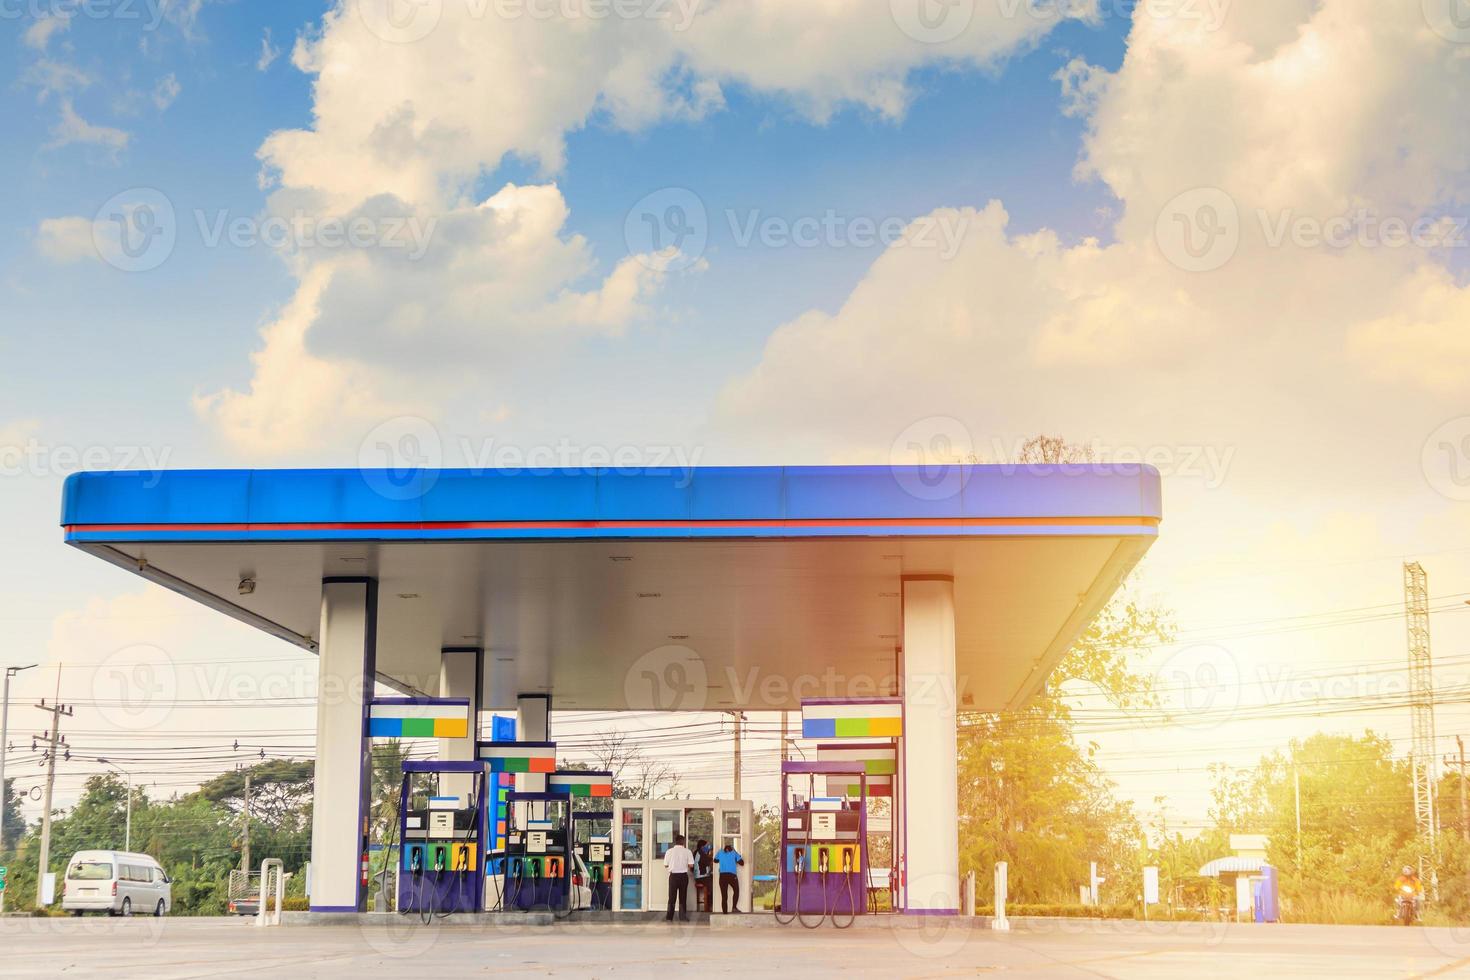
[1405,561,1438,855]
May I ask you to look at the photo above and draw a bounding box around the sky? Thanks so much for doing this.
[3,0,1470,846]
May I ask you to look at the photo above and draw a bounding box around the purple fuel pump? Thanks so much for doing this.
[777,761,869,927]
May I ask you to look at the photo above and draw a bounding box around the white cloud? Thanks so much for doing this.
[25,60,90,102]
[46,100,130,158]
[203,0,1087,452]
[159,0,208,40]
[712,0,1470,478]
[193,265,409,457]
[24,14,71,51]
[35,216,97,264]
[195,182,683,454]
[257,0,1084,211]
[257,27,280,71]
[152,73,181,111]
[1349,266,1470,394]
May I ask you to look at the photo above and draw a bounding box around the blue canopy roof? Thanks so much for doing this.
[61,465,1160,543]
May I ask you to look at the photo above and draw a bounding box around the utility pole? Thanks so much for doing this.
[781,710,789,764]
[0,664,38,854]
[241,771,252,873]
[35,668,72,908]
[726,711,744,801]
[1446,737,1469,842]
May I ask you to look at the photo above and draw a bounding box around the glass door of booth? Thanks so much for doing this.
[687,809,714,911]
[646,808,683,913]
[716,807,746,912]
[618,807,645,910]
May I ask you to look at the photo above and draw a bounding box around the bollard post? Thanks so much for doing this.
[993,862,1010,932]
[256,859,285,927]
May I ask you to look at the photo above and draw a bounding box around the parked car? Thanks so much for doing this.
[61,850,171,917]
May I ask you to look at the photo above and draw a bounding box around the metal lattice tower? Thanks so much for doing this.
[1405,561,1438,847]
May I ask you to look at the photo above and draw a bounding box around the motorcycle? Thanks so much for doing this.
[1395,883,1421,926]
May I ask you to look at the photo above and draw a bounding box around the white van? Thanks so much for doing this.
[61,850,172,917]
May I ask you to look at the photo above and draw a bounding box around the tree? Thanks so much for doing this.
[2,777,24,854]
[564,732,683,802]
[198,759,314,829]
[955,434,1171,906]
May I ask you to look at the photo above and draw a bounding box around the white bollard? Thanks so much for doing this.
[256,859,286,927]
[993,862,1010,932]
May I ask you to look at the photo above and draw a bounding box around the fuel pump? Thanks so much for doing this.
[777,761,869,928]
[501,790,575,914]
[397,761,489,920]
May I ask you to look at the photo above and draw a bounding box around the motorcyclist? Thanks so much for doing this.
[1394,866,1423,922]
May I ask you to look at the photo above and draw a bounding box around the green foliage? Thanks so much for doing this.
[2,766,314,914]
[958,592,1172,905]
[1193,731,1470,924]
[2,777,24,853]
[1005,903,1136,919]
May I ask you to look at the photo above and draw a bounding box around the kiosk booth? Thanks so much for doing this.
[611,798,754,913]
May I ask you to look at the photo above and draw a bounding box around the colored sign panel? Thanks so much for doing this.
[477,740,557,773]
[368,698,471,738]
[548,771,615,798]
[800,699,902,739]
[817,742,897,797]
[485,716,516,852]
[825,776,893,798]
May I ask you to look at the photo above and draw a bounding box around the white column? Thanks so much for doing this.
[901,576,960,914]
[439,648,480,799]
[309,579,377,912]
[516,693,550,741]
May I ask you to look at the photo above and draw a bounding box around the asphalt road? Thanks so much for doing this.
[3,916,1470,978]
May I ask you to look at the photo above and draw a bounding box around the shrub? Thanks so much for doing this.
[1004,903,1135,919]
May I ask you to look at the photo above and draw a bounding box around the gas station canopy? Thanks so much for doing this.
[61,465,1160,712]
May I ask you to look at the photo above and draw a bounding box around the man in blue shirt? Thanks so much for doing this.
[715,842,745,913]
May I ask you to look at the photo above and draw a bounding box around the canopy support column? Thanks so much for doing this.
[900,575,960,914]
[308,578,377,912]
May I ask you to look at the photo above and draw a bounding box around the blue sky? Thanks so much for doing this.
[1,2,1130,453]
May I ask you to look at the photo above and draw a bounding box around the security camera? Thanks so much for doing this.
[238,577,256,595]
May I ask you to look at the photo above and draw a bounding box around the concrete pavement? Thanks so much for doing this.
[3,915,1470,978]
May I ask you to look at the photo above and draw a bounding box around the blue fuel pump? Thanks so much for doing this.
[397,761,489,919]
[500,790,576,915]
